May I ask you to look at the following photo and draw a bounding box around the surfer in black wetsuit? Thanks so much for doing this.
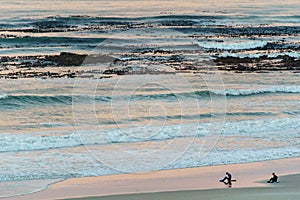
[267,173,278,183]
[219,172,232,186]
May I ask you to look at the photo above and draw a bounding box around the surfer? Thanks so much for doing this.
[267,173,279,183]
[219,172,233,186]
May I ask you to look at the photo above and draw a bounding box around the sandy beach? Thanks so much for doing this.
[65,174,300,200]
[6,157,299,200]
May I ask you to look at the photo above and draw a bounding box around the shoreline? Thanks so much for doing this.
[64,173,300,200]
[6,157,300,200]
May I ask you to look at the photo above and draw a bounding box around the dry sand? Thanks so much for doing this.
[6,157,300,200]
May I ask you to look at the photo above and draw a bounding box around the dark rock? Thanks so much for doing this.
[45,52,87,66]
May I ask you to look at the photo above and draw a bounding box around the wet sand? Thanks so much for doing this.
[7,157,300,200]
[65,174,300,200]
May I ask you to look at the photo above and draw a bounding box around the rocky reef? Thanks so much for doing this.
[1,51,299,79]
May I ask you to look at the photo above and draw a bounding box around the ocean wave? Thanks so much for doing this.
[0,94,8,99]
[1,15,219,31]
[212,85,300,96]
[2,86,298,109]
[0,94,72,107]
[198,40,268,50]
[1,117,299,153]
[0,94,111,108]
[175,26,300,36]
[0,37,106,47]
[0,16,136,30]
[0,127,185,153]
[0,133,83,152]
[31,14,221,23]
[217,51,300,59]
[132,86,300,101]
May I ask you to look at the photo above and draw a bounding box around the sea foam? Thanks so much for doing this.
[0,94,8,99]
[211,85,300,96]
[1,117,299,153]
[198,40,268,50]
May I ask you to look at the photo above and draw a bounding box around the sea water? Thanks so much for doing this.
[0,0,299,198]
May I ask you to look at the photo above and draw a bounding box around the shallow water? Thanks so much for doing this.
[0,73,299,179]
